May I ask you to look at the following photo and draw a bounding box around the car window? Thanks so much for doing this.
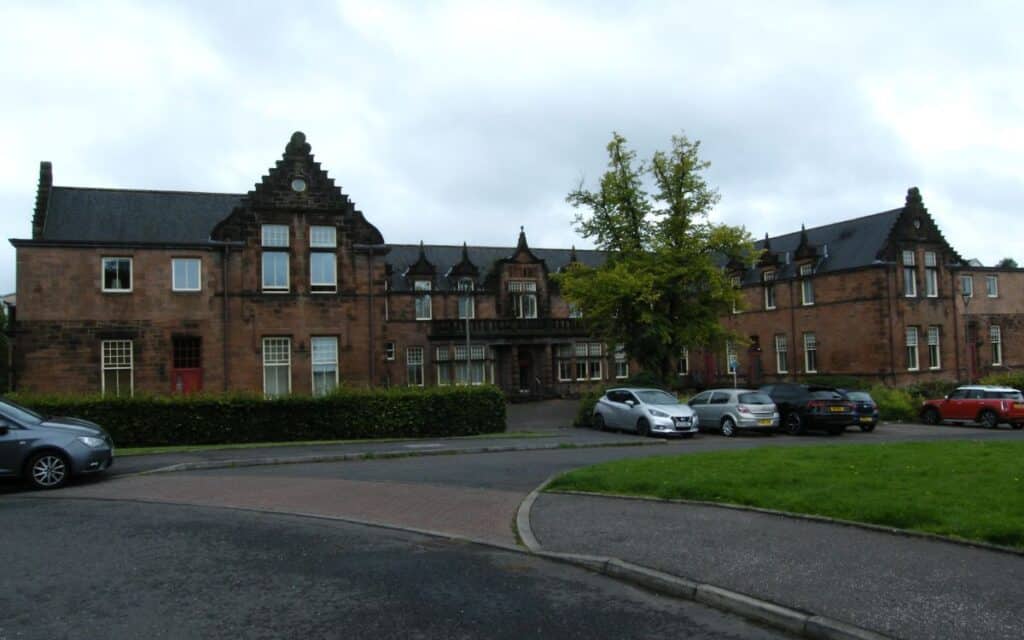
[739,392,772,404]
[0,398,44,425]
[847,392,872,402]
[948,389,968,399]
[983,391,1023,400]
[636,390,678,405]
[709,392,730,405]
[689,392,711,406]
[966,389,984,399]
[605,391,623,403]
[810,390,844,400]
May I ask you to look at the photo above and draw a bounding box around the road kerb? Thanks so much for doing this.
[695,584,808,635]
[805,616,893,640]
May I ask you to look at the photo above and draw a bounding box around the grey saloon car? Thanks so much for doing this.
[687,388,779,436]
[593,388,699,437]
[0,398,114,489]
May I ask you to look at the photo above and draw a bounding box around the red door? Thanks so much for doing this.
[171,336,203,394]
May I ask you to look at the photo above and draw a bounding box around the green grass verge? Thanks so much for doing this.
[546,441,1024,549]
[117,431,554,457]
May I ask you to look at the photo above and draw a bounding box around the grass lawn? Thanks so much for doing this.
[117,431,552,457]
[546,441,1024,549]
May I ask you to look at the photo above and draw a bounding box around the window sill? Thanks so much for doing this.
[102,289,133,294]
[415,317,432,322]
[172,289,202,294]
[262,289,290,294]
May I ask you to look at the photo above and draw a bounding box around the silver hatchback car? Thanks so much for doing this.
[593,388,699,437]
[687,388,778,437]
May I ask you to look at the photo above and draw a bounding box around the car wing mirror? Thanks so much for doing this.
[625,400,637,407]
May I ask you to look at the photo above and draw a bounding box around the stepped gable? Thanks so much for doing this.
[211,131,384,245]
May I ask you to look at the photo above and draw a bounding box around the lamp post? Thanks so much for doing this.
[961,291,972,383]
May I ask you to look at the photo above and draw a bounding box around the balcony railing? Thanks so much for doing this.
[430,317,586,339]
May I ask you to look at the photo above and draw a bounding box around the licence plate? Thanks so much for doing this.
[860,417,873,423]
[758,419,772,426]
[829,406,847,413]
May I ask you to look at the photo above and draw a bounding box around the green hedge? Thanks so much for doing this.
[574,387,608,428]
[6,386,507,447]
[980,372,1024,390]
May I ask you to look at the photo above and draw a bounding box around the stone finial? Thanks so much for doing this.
[905,186,926,212]
[569,244,578,263]
[285,131,312,156]
[517,226,529,250]
[763,232,771,251]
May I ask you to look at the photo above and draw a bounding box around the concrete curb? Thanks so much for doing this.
[128,438,667,477]
[516,484,894,640]
[549,489,1024,558]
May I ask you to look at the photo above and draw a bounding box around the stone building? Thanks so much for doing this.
[8,132,1022,397]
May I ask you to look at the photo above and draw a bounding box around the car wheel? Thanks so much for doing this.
[27,452,70,490]
[593,413,607,432]
[636,418,651,437]
[979,410,999,429]
[720,417,737,437]
[859,422,876,433]
[784,413,805,436]
[921,408,941,425]
[1012,423,1023,430]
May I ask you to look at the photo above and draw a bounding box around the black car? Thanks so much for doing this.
[839,390,880,432]
[759,383,855,435]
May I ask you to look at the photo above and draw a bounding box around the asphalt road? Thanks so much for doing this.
[1,498,788,640]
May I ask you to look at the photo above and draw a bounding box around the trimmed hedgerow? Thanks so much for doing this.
[6,386,506,447]
[980,371,1024,391]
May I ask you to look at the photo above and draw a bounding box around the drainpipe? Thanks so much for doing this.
[885,263,896,383]
[355,243,389,387]
[209,240,243,391]
[952,269,961,382]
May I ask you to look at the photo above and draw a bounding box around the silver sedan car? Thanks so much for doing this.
[593,388,699,437]
[687,388,778,437]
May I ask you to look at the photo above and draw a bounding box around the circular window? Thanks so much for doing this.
[913,218,921,229]
[291,178,307,193]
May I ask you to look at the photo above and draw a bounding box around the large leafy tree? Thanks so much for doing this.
[557,132,755,381]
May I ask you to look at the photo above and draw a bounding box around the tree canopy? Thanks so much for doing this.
[556,132,755,381]
[996,257,1018,269]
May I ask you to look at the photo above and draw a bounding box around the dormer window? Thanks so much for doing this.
[763,270,776,310]
[414,280,432,320]
[457,277,475,319]
[509,280,538,319]
[799,264,814,305]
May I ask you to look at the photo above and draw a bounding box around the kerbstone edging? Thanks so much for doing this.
[549,488,1024,558]
[125,438,667,477]
[516,481,895,640]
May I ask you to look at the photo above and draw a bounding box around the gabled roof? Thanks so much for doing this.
[37,186,243,244]
[386,243,605,292]
[736,208,903,283]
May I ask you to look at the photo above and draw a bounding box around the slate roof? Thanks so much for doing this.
[39,187,243,244]
[386,243,605,292]
[736,208,903,284]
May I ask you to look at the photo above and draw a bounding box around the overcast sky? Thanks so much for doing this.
[1,1,1022,294]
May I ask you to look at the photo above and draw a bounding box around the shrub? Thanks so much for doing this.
[624,370,666,389]
[905,380,960,400]
[6,386,506,447]
[798,375,872,391]
[867,385,920,422]
[574,387,608,428]
[979,371,1024,391]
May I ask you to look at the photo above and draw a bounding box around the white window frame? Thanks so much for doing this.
[309,225,337,248]
[171,258,201,292]
[927,326,941,370]
[961,275,974,298]
[677,348,689,376]
[436,346,452,386]
[262,252,290,292]
[799,264,814,306]
[101,339,134,397]
[990,325,1002,366]
[588,343,603,380]
[906,327,919,371]
[925,267,938,298]
[384,342,396,361]
[556,344,573,382]
[310,252,337,293]
[986,275,999,298]
[458,277,475,320]
[574,343,589,381]
[775,334,788,374]
[509,280,539,319]
[568,303,582,319]
[763,270,776,310]
[731,276,742,314]
[311,336,339,397]
[262,337,292,397]
[407,346,425,386]
[803,332,817,374]
[261,224,289,247]
[614,344,628,379]
[902,251,917,297]
[101,257,133,293]
[414,280,432,321]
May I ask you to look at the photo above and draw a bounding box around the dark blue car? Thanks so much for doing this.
[841,390,879,432]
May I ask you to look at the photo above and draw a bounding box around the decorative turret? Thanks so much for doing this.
[448,241,479,279]
[794,223,819,260]
[405,240,436,278]
[758,232,781,267]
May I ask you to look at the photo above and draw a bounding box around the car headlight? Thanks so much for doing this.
[78,436,106,448]
[649,409,670,418]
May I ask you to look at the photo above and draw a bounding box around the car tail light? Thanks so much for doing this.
[807,400,826,412]
[737,404,752,414]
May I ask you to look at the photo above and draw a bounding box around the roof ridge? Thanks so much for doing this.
[52,185,244,197]
[388,242,603,253]
[764,208,902,241]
